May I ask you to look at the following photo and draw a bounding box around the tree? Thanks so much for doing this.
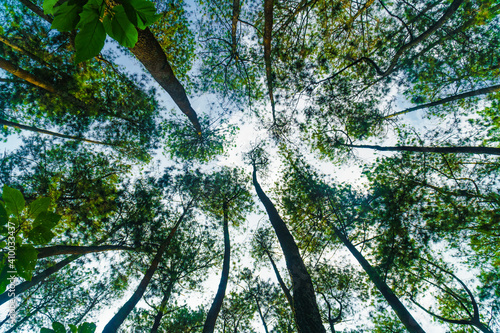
[1,0,499,331]
[249,148,326,333]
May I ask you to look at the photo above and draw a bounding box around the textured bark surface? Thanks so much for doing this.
[202,205,231,333]
[263,0,276,122]
[329,222,426,333]
[253,169,326,333]
[129,28,202,134]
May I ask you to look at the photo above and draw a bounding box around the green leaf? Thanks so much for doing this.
[52,322,66,333]
[28,211,61,244]
[29,197,51,219]
[51,2,83,32]
[103,6,138,48]
[0,254,9,294]
[15,244,38,281]
[69,324,78,333]
[2,185,25,220]
[122,0,161,29]
[43,0,59,15]
[75,18,106,63]
[78,322,97,333]
[77,0,104,28]
[0,203,7,227]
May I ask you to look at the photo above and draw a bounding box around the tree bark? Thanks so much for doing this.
[341,143,500,155]
[0,254,81,306]
[202,203,231,333]
[263,0,277,123]
[327,220,425,333]
[36,245,136,259]
[253,168,326,333]
[0,118,112,146]
[128,28,202,134]
[102,218,182,333]
[384,84,500,119]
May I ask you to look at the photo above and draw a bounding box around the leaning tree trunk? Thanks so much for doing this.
[327,220,425,333]
[253,168,326,333]
[128,29,202,134]
[384,84,500,119]
[0,254,82,306]
[36,245,136,259]
[341,143,500,156]
[0,118,112,146]
[102,219,182,333]
[265,249,293,308]
[202,203,231,333]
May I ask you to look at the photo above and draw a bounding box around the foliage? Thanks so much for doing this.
[0,185,60,290]
[44,0,161,62]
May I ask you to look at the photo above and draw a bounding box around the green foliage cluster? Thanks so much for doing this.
[0,185,60,291]
[44,0,161,62]
[1,0,499,332]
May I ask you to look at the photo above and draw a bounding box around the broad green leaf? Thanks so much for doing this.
[122,0,161,29]
[69,324,78,333]
[0,203,7,226]
[77,0,104,28]
[2,185,25,219]
[33,211,61,229]
[15,244,38,281]
[43,0,59,15]
[28,197,51,219]
[51,2,83,32]
[103,6,138,48]
[52,322,66,333]
[0,254,8,294]
[28,211,61,244]
[78,322,97,333]
[75,19,106,63]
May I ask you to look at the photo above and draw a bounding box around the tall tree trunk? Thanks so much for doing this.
[0,118,112,146]
[150,279,175,333]
[231,0,240,56]
[36,245,136,259]
[102,218,182,333]
[384,84,500,119]
[326,220,425,333]
[340,143,500,155]
[254,295,270,333]
[128,29,202,134]
[252,168,326,333]
[265,249,293,308]
[202,203,231,333]
[263,0,277,124]
[0,254,82,306]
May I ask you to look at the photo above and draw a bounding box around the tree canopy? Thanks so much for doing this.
[0,0,499,332]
